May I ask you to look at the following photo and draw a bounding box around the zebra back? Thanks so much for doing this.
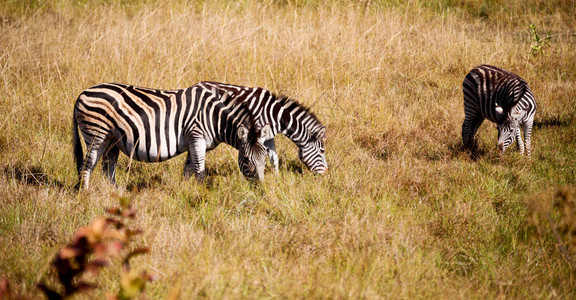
[75,83,263,161]
[194,81,328,174]
[461,65,537,156]
[463,64,535,124]
[192,85,261,150]
[75,83,190,162]
[195,81,325,146]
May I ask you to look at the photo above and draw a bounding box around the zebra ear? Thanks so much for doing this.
[258,124,271,140]
[495,103,504,115]
[237,125,249,143]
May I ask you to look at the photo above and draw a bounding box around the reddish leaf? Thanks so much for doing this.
[123,247,150,268]
[143,271,161,282]
[128,247,149,257]
[121,207,137,218]
[105,217,124,229]
[126,229,143,237]
[85,259,109,276]
[93,216,108,231]
[106,293,120,300]
[103,228,128,243]
[71,227,91,244]
[0,277,11,299]
[75,281,98,292]
[58,247,82,260]
[106,207,121,215]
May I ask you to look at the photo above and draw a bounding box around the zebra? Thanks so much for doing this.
[462,65,537,156]
[195,81,328,174]
[72,82,271,190]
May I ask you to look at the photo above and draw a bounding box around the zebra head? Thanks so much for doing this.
[298,126,328,174]
[237,123,271,181]
[496,103,523,153]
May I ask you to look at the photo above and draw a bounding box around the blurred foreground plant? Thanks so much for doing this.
[37,194,158,299]
[526,187,576,271]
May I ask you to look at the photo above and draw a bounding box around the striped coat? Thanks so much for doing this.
[462,65,537,155]
[196,81,328,174]
[73,83,269,189]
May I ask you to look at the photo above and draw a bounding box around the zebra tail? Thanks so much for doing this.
[72,114,83,175]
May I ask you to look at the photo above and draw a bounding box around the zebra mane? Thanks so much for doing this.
[199,81,324,135]
[274,94,323,131]
[217,88,262,142]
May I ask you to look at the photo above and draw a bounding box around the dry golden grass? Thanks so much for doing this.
[1,0,576,298]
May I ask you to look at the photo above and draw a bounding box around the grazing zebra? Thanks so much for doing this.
[195,81,328,174]
[462,65,537,156]
[73,83,270,190]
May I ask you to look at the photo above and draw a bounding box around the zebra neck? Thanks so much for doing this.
[276,107,316,147]
[217,114,251,150]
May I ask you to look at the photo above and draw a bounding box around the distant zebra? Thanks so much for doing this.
[73,83,270,190]
[462,65,537,156]
[196,81,328,174]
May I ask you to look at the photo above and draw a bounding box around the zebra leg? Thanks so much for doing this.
[515,127,524,155]
[523,121,533,157]
[462,113,484,150]
[183,152,193,178]
[80,137,110,190]
[184,138,207,181]
[101,144,120,185]
[264,138,279,174]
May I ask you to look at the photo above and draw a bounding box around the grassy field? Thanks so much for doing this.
[1,0,576,298]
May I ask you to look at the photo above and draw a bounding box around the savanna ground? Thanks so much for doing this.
[1,0,576,298]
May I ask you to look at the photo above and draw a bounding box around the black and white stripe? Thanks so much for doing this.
[196,81,328,174]
[462,65,537,156]
[72,83,269,190]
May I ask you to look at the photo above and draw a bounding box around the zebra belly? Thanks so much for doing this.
[118,144,185,163]
[114,132,189,163]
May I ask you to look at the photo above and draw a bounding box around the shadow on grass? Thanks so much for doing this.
[3,163,64,187]
[205,164,236,178]
[125,162,270,192]
[203,164,239,189]
[126,174,164,192]
[354,132,398,161]
[284,159,304,174]
[446,140,488,161]
[533,115,573,129]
